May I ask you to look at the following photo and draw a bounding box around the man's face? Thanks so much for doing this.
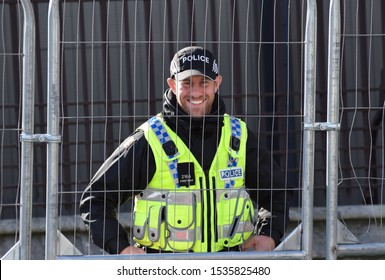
[167,75,222,117]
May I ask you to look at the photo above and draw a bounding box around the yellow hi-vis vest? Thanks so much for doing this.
[132,114,255,252]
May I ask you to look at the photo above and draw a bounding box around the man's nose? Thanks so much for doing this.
[190,82,203,94]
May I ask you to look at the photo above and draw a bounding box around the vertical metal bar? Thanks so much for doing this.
[19,0,36,260]
[326,0,341,260]
[45,0,60,260]
[302,0,317,260]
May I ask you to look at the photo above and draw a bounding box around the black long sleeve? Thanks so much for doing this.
[79,131,156,254]
[245,128,289,245]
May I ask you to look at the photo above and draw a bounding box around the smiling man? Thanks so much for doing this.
[80,46,289,255]
[167,47,222,117]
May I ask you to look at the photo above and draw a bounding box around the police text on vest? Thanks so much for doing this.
[219,168,243,180]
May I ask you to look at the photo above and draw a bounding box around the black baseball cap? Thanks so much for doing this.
[170,46,219,81]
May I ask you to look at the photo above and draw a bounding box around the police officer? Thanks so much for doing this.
[80,46,289,254]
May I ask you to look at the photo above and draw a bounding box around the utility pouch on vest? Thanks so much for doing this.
[148,205,166,245]
[133,195,167,248]
[217,188,255,247]
[132,198,151,246]
[166,191,196,251]
[133,190,197,251]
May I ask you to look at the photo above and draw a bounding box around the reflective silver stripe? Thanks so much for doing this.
[216,188,249,202]
[225,117,242,188]
[139,189,201,203]
[167,191,195,205]
[220,220,254,237]
[149,117,180,188]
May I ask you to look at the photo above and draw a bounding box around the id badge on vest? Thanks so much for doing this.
[178,162,195,187]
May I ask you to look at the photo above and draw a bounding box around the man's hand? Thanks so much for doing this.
[119,245,146,254]
[242,235,276,251]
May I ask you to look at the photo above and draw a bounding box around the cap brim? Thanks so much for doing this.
[174,69,215,81]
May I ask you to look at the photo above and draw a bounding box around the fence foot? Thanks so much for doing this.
[276,223,302,251]
[337,220,360,244]
[1,241,20,260]
[57,230,82,257]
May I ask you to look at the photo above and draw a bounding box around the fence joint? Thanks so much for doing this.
[303,122,340,131]
[20,133,62,143]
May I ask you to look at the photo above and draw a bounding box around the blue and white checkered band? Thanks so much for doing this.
[230,117,242,139]
[224,117,242,188]
[149,116,172,145]
[149,117,180,188]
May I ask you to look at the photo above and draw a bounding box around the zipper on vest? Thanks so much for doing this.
[204,170,213,252]
[205,172,211,252]
[199,177,205,245]
[212,177,218,243]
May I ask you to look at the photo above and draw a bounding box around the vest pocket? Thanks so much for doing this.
[132,198,151,246]
[166,192,196,251]
[218,189,255,247]
[133,199,166,249]
[148,205,166,247]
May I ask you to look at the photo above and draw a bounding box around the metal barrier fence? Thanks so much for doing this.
[0,0,35,260]
[54,0,315,260]
[326,0,385,259]
[1,0,384,260]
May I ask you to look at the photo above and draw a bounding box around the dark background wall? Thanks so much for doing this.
[1,0,384,221]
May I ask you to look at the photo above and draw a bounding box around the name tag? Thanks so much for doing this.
[178,162,195,187]
[219,168,243,180]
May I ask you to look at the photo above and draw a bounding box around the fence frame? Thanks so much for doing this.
[9,0,371,260]
[325,0,385,260]
[45,0,61,261]
[54,0,318,260]
[1,0,36,261]
[2,0,62,261]
[19,0,37,261]
[326,0,341,261]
